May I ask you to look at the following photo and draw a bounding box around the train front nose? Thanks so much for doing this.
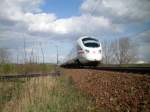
[86,54,102,61]
[84,49,102,61]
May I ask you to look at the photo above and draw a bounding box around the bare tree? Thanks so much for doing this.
[0,48,10,64]
[112,37,137,64]
[29,47,34,64]
[102,40,114,64]
[39,42,45,64]
[23,36,27,64]
[102,37,137,64]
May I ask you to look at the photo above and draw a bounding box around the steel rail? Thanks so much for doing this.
[0,71,61,80]
[62,66,150,74]
[92,67,150,74]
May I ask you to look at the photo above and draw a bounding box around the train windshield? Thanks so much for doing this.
[82,38,100,48]
[82,38,98,42]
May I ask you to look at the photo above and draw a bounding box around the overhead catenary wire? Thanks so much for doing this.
[90,0,101,15]
[83,0,101,35]
[85,0,150,39]
[122,28,150,38]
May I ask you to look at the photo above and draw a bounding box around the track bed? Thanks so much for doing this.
[63,69,150,112]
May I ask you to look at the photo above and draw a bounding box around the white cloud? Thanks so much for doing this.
[0,0,43,20]
[1,0,149,37]
[46,14,112,34]
[0,0,122,35]
[81,0,150,22]
[27,13,118,35]
[24,13,56,32]
[0,0,149,63]
[25,13,121,35]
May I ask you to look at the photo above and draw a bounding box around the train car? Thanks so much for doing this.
[62,36,102,67]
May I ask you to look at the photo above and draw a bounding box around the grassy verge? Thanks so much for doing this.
[0,64,55,75]
[47,75,98,112]
[0,78,25,111]
[0,75,98,112]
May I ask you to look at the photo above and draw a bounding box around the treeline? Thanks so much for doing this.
[0,48,10,64]
[102,37,138,64]
[0,48,54,75]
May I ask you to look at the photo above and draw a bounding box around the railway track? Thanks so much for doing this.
[63,66,150,74]
[0,66,149,80]
[93,66,150,74]
[0,71,61,80]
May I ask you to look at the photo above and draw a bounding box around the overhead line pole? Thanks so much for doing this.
[56,45,59,65]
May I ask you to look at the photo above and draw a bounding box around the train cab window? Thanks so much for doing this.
[82,38,100,48]
[82,38,98,42]
[84,43,100,47]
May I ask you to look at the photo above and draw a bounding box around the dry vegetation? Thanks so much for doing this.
[1,63,149,112]
[64,69,150,112]
[1,76,55,112]
[0,72,98,112]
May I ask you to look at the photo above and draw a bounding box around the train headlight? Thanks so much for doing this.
[85,49,90,53]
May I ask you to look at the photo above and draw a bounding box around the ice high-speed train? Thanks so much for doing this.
[62,36,102,67]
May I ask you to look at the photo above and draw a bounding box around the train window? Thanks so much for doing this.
[84,43,100,47]
[82,38,100,47]
[82,38,98,42]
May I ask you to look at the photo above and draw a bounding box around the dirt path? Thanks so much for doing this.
[63,69,150,112]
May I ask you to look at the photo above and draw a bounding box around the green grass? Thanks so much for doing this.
[0,63,55,75]
[0,75,98,112]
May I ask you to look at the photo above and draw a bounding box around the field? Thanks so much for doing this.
[0,64,97,112]
[0,64,150,112]
[0,63,55,75]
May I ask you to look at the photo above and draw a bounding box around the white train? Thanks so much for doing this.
[62,36,102,67]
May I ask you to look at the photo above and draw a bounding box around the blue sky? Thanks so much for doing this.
[41,0,82,18]
[0,0,150,63]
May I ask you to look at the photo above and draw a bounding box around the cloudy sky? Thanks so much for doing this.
[0,0,150,63]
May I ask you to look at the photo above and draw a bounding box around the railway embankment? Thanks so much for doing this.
[63,68,150,112]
